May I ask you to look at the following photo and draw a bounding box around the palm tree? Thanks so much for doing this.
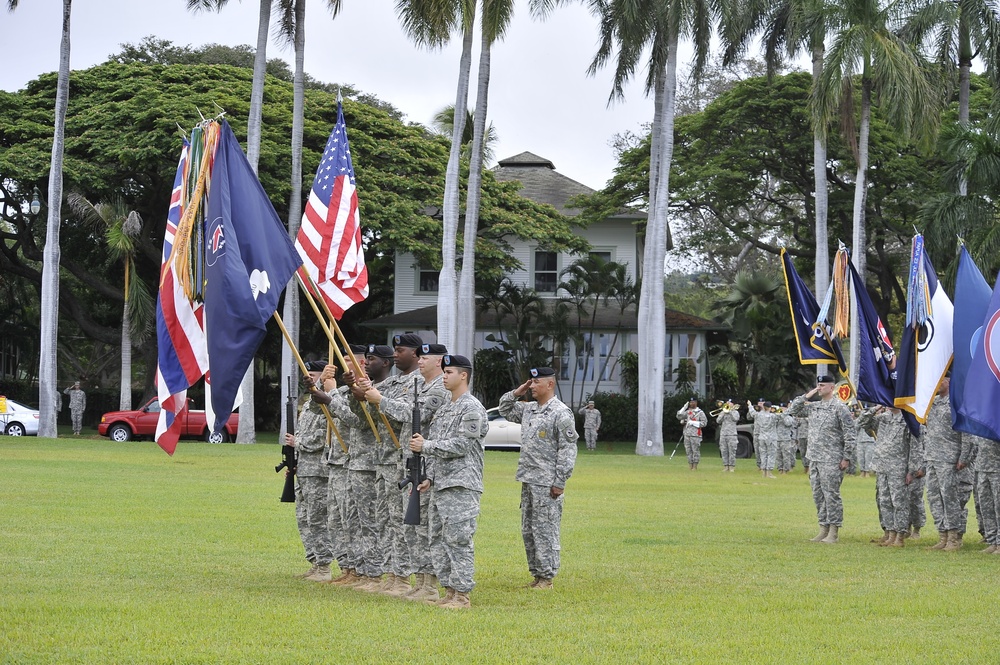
[67,195,152,410]
[430,105,499,164]
[8,0,73,438]
[187,0,275,442]
[396,0,475,352]
[814,0,940,380]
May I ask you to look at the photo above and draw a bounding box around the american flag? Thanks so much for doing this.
[155,141,209,455]
[295,98,369,318]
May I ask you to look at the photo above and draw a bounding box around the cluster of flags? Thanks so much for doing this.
[154,100,367,455]
[782,238,1000,441]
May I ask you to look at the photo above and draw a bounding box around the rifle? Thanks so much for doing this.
[398,376,425,525]
[275,377,297,503]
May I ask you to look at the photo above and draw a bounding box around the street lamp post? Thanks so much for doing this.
[30,187,41,215]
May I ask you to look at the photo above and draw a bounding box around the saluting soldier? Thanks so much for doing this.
[716,401,740,473]
[499,366,579,589]
[409,354,487,610]
[64,381,86,435]
[578,401,602,451]
[676,397,708,471]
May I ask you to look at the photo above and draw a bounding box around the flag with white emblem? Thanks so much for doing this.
[295,95,369,318]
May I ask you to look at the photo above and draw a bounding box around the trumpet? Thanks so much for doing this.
[709,401,736,416]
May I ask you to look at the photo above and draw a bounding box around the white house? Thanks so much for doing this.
[367,152,725,404]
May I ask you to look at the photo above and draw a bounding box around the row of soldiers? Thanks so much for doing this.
[285,334,579,610]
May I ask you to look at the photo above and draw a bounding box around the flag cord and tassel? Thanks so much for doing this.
[272,311,348,453]
[295,272,398,448]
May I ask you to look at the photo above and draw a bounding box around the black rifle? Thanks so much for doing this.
[398,377,425,525]
[275,377,297,503]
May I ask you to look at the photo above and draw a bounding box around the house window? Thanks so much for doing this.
[590,250,612,264]
[534,251,558,293]
[417,265,439,293]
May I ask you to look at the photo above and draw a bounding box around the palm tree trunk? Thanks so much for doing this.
[457,37,491,360]
[957,14,972,196]
[237,0,273,444]
[811,41,830,310]
[438,24,475,351]
[279,0,306,440]
[37,0,72,439]
[120,304,132,410]
[637,40,677,457]
[849,78,871,382]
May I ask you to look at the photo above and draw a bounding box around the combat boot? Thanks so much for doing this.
[432,587,456,606]
[525,576,542,588]
[405,574,440,602]
[943,530,963,551]
[929,532,948,550]
[305,564,332,582]
[298,563,318,579]
[909,527,921,540]
[533,578,553,589]
[357,575,385,592]
[879,531,896,547]
[821,525,839,544]
[889,531,905,548]
[440,591,471,609]
[329,567,351,584]
[332,569,359,586]
[810,525,830,542]
[383,574,413,597]
[983,545,997,554]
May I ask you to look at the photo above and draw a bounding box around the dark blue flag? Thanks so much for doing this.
[204,121,303,433]
[952,246,994,437]
[961,271,1000,441]
[780,248,846,371]
[848,262,898,408]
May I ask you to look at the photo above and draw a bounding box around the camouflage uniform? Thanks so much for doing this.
[64,386,86,434]
[325,388,352,571]
[717,409,740,468]
[908,475,927,532]
[676,405,708,465]
[500,390,579,581]
[748,409,777,471]
[787,396,856,527]
[294,393,333,567]
[922,396,974,535]
[422,392,487,594]
[379,372,449,577]
[855,409,876,474]
[796,416,809,467]
[859,409,918,534]
[971,434,1000,547]
[337,392,381,578]
[578,406,602,451]
[774,413,798,472]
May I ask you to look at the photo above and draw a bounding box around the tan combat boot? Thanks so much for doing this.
[357,575,385,592]
[383,574,413,597]
[533,578,554,589]
[983,544,997,554]
[305,563,332,582]
[440,591,471,609]
[810,525,830,542]
[433,587,456,606]
[879,531,896,547]
[821,525,839,544]
[870,530,889,545]
[889,531,905,548]
[329,567,351,584]
[943,530,963,551]
[298,563,318,579]
[406,574,440,602]
[332,569,359,586]
[928,532,948,550]
[909,527,921,540]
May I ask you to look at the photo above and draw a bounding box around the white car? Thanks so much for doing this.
[0,398,41,436]
[483,407,521,451]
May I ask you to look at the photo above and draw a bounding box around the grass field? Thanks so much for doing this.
[2,435,999,664]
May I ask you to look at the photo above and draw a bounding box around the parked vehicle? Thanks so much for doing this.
[98,398,238,443]
[0,397,40,436]
[483,407,521,451]
[714,422,755,459]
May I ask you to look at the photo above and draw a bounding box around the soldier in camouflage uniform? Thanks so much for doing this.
[499,366,579,589]
[747,398,766,469]
[578,401,602,451]
[409,354,487,610]
[64,381,86,435]
[858,407,919,547]
[313,371,354,584]
[969,434,1000,553]
[774,406,797,474]
[786,375,856,544]
[855,406,877,478]
[749,401,777,478]
[367,339,450,600]
[796,415,810,471]
[716,402,739,472]
[676,398,708,470]
[921,379,974,551]
[286,360,335,582]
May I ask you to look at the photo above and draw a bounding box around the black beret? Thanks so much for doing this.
[392,333,424,349]
[442,354,473,369]
[816,375,835,384]
[417,343,448,356]
[345,343,367,354]
[304,360,327,372]
[366,344,394,358]
[529,367,556,378]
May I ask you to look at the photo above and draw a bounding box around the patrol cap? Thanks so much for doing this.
[757,397,765,402]
[587,400,595,405]
[764,401,773,408]
[442,354,473,369]
[529,367,556,378]
[304,360,328,372]
[366,344,394,358]
[344,343,367,354]
[392,333,423,349]
[689,396,698,401]
[816,375,835,384]
[417,343,448,356]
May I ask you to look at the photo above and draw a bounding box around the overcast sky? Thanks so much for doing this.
[2,0,666,191]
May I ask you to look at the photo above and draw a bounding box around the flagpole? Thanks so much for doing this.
[272,311,347,453]
[294,273,392,446]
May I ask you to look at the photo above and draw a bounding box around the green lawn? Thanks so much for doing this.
[1,436,998,664]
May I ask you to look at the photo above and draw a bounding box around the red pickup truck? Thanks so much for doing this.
[98,398,239,443]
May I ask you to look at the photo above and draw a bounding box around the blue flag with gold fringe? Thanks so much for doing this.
[780,248,846,371]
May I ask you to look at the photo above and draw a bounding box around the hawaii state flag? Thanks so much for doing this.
[961,271,1000,441]
[295,96,369,318]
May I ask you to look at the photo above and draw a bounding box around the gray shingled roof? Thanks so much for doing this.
[493,152,596,216]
